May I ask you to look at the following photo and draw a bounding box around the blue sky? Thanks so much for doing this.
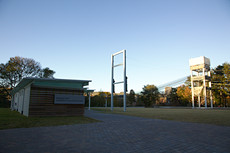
[0,0,230,93]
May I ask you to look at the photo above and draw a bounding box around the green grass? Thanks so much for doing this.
[0,108,99,130]
[92,107,230,126]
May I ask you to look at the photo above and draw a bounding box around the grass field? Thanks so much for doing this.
[92,107,230,126]
[0,108,99,130]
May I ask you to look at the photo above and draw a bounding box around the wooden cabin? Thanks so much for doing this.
[10,78,91,116]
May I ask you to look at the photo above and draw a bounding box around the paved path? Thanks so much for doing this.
[0,110,230,153]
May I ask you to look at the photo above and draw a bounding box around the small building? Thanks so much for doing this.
[11,78,91,116]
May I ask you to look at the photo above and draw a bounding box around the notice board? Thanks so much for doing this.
[54,94,85,104]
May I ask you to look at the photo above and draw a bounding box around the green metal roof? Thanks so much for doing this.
[11,77,91,95]
[84,88,95,93]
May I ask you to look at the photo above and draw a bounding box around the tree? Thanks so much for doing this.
[0,56,56,88]
[212,63,230,107]
[90,91,111,107]
[141,85,159,107]
[167,88,179,105]
[176,85,191,106]
[222,63,230,99]
[0,56,55,103]
[127,89,136,106]
[39,67,55,79]
[0,56,41,90]
[135,93,145,106]
[0,86,10,107]
[91,95,105,107]
[0,56,41,89]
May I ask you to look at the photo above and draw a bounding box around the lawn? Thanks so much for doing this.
[0,108,99,130]
[92,107,230,126]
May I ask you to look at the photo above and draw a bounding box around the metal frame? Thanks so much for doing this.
[190,67,213,109]
[111,50,127,112]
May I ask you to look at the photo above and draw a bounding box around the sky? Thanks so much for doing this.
[0,0,230,93]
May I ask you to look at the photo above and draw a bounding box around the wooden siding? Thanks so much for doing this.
[29,86,84,116]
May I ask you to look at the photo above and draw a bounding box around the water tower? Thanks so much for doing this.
[189,56,213,108]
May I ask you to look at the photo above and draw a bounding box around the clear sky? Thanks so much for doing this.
[0,0,230,93]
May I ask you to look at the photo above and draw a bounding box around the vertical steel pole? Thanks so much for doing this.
[208,71,213,108]
[198,71,201,108]
[88,92,91,110]
[203,68,207,108]
[111,55,114,111]
[191,70,195,108]
[123,50,126,112]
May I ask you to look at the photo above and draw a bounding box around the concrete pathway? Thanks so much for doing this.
[0,110,230,153]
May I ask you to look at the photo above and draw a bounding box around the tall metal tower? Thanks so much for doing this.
[111,50,127,112]
[189,56,213,108]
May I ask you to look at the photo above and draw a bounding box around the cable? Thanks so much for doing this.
[157,76,189,90]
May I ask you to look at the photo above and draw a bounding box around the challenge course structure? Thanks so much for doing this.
[109,53,215,111]
[189,56,213,108]
[111,50,127,112]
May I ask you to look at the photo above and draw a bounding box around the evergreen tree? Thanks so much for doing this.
[141,85,159,107]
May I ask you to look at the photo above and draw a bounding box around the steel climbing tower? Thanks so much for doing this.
[189,56,213,108]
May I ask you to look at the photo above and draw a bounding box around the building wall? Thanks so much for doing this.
[23,85,31,116]
[11,85,31,116]
[18,89,24,114]
[29,86,84,116]
[12,92,19,111]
